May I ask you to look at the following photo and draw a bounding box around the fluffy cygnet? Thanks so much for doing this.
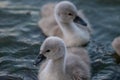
[112,36,120,56]
[34,36,91,80]
[38,1,92,47]
[55,1,92,47]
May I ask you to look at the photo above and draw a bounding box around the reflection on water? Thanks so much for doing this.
[0,0,120,80]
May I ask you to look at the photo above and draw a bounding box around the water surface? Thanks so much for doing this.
[0,0,120,80]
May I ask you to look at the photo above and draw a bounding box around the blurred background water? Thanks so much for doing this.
[0,0,120,80]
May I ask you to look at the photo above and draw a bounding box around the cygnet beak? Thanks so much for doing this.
[34,53,46,66]
[74,16,87,26]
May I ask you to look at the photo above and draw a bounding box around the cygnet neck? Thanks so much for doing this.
[58,21,80,37]
[51,43,66,68]
[48,53,66,79]
[52,56,65,70]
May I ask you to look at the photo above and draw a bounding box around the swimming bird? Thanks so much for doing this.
[112,36,120,56]
[34,36,91,80]
[38,1,92,47]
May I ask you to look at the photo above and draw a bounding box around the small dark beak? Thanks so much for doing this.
[73,16,87,26]
[33,54,46,66]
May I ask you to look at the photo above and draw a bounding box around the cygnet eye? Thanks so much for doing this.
[46,49,50,52]
[68,13,73,16]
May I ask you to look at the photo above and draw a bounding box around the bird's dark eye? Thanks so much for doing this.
[46,50,50,52]
[68,13,73,16]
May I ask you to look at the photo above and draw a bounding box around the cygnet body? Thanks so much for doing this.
[38,1,92,47]
[40,3,55,17]
[112,36,120,56]
[34,37,91,80]
[38,16,63,37]
[38,3,63,37]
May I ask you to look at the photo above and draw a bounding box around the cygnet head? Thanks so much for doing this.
[34,37,66,66]
[55,1,87,26]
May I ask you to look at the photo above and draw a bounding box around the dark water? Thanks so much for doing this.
[0,0,120,80]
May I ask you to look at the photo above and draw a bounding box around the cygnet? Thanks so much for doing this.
[112,36,120,56]
[38,1,92,47]
[34,36,91,80]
